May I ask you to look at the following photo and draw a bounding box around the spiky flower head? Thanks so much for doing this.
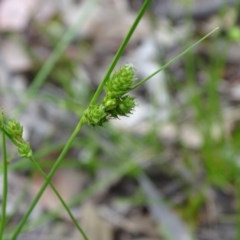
[105,96,135,118]
[5,119,23,138]
[83,65,137,126]
[105,64,135,97]
[0,114,33,158]
[117,96,135,116]
[83,104,107,126]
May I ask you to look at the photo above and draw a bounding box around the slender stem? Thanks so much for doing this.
[236,174,240,240]
[0,124,8,238]
[90,0,151,105]
[131,27,220,90]
[10,118,85,240]
[29,156,88,240]
[11,1,151,238]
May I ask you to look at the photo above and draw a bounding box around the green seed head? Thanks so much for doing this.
[83,105,107,126]
[106,64,135,97]
[0,116,33,158]
[117,96,136,116]
[5,119,23,138]
[84,65,137,125]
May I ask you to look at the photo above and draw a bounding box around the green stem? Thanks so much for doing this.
[236,174,240,240]
[11,1,151,238]
[29,156,88,240]
[131,27,220,90]
[90,0,151,105]
[10,118,85,240]
[0,124,8,238]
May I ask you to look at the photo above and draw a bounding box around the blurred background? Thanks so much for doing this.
[1,0,240,239]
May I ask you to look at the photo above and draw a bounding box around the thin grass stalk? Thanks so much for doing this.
[29,156,88,240]
[10,118,84,239]
[0,125,8,238]
[131,27,219,90]
[10,1,151,238]
[90,0,151,105]
[10,2,219,239]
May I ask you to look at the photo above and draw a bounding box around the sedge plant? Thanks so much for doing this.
[0,0,219,239]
